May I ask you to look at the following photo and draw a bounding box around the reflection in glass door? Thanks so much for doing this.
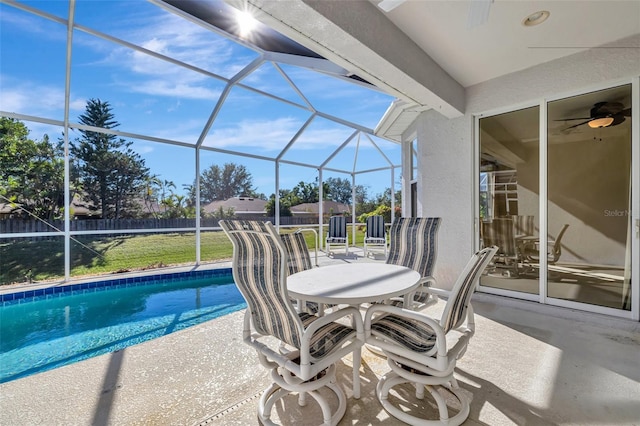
[547,84,633,310]
[478,106,540,294]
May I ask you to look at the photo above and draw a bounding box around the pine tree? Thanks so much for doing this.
[70,99,149,219]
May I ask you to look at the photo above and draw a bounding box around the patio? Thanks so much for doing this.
[1,248,638,425]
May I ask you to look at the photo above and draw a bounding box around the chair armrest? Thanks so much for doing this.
[422,286,450,298]
[299,306,364,379]
[364,304,445,344]
[303,305,364,337]
[420,276,437,287]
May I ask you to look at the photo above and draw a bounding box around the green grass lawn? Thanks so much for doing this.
[1,227,367,285]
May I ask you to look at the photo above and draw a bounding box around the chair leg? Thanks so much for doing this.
[376,363,470,426]
[352,348,361,399]
[258,364,346,426]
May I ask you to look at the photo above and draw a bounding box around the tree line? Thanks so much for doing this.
[1,98,398,222]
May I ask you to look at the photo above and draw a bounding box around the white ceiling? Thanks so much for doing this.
[236,0,639,124]
[374,0,640,87]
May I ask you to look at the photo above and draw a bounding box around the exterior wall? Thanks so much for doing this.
[414,34,640,290]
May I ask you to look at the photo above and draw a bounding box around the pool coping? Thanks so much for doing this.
[0,262,234,305]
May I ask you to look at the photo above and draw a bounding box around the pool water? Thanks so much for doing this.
[0,275,245,383]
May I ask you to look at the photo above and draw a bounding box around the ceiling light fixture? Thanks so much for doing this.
[588,117,615,128]
[522,10,550,27]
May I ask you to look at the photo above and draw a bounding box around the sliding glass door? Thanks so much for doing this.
[478,83,635,314]
[546,84,633,310]
[478,106,540,295]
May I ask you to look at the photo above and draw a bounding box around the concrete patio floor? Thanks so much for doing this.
[1,248,639,425]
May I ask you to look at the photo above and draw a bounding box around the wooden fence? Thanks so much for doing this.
[1,215,321,234]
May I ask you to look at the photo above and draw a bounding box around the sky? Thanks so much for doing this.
[0,0,402,200]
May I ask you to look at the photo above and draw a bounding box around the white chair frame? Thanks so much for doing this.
[363,215,388,258]
[325,216,349,257]
[364,246,499,426]
[221,220,364,426]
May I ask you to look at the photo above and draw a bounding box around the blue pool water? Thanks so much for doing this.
[0,273,245,383]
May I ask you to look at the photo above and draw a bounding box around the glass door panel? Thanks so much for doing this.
[547,84,633,310]
[479,106,540,294]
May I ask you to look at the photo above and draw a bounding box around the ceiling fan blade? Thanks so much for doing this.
[563,120,592,130]
[378,0,405,12]
[620,108,632,117]
[467,0,493,28]
[593,101,625,116]
[609,115,626,126]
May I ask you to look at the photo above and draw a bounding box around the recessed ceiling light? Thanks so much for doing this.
[522,10,550,27]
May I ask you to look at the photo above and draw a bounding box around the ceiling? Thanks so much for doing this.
[219,0,638,119]
[162,0,638,142]
[374,0,640,87]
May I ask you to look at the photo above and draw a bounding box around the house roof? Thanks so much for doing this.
[290,201,351,215]
[203,197,268,214]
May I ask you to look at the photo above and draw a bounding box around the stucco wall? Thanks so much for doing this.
[414,34,639,289]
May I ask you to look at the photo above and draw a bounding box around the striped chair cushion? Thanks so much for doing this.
[512,215,535,237]
[441,246,497,332]
[222,220,303,348]
[300,312,356,359]
[370,314,437,353]
[281,232,312,275]
[365,215,386,241]
[387,217,440,286]
[482,218,516,257]
[281,232,321,313]
[371,247,497,356]
[327,216,347,241]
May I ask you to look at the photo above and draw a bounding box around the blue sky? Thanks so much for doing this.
[0,0,401,199]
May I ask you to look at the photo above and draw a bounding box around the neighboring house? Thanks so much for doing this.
[290,201,351,218]
[203,197,268,217]
[0,196,97,219]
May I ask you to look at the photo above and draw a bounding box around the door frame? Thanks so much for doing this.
[474,77,639,320]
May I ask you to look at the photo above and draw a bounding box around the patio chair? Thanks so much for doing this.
[386,217,441,309]
[364,246,499,426]
[220,220,364,426]
[325,216,348,256]
[364,215,388,258]
[522,223,570,265]
[281,231,313,275]
[482,217,521,277]
[511,214,535,238]
[281,230,323,314]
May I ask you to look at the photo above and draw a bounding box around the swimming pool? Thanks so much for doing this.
[0,269,245,383]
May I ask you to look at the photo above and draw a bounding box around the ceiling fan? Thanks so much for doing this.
[377,0,493,28]
[558,102,632,130]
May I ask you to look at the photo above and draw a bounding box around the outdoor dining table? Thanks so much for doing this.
[287,262,421,398]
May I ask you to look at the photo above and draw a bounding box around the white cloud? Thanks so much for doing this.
[205,117,301,151]
[0,75,85,116]
[127,80,222,101]
[122,13,248,80]
[203,117,355,153]
[134,144,155,154]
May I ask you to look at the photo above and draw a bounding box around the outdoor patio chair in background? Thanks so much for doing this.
[325,215,348,256]
[511,214,535,238]
[365,246,499,426]
[482,217,521,277]
[281,230,323,314]
[364,215,388,258]
[522,223,570,265]
[220,220,364,426]
[386,217,441,309]
[281,231,313,275]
